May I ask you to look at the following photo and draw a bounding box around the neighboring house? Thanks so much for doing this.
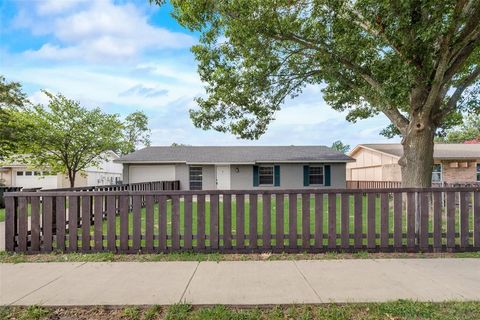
[0,151,123,189]
[115,146,353,190]
[347,143,480,185]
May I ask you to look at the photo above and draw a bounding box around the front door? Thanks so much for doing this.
[216,165,231,190]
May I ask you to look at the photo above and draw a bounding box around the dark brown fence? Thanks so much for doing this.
[347,181,402,189]
[42,180,180,192]
[0,187,22,209]
[4,187,480,254]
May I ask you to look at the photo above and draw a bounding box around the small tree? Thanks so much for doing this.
[23,92,124,187]
[121,111,151,154]
[331,140,351,154]
[436,113,480,143]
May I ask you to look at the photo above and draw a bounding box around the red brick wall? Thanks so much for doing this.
[441,160,478,183]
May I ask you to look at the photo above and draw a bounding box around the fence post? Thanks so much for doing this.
[5,196,16,252]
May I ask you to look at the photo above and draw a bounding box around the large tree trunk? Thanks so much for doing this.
[68,172,76,188]
[399,115,436,188]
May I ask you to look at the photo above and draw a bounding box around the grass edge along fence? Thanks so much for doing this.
[4,187,480,254]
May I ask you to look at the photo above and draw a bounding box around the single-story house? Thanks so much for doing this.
[0,151,123,189]
[346,143,480,184]
[115,146,354,190]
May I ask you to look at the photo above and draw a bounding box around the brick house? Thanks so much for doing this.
[346,143,480,185]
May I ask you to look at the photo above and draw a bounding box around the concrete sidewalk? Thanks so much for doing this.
[1,259,479,306]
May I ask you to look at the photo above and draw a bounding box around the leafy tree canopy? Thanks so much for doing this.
[436,113,480,143]
[121,111,151,154]
[152,0,480,187]
[331,140,350,153]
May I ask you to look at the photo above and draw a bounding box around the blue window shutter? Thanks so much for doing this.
[303,165,309,187]
[274,165,280,187]
[325,165,331,186]
[253,165,259,187]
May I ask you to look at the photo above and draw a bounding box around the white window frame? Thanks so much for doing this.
[309,165,325,186]
[16,171,24,176]
[477,163,480,182]
[432,163,442,182]
[258,165,274,186]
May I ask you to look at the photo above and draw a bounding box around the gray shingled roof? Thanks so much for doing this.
[116,146,353,163]
[360,143,480,159]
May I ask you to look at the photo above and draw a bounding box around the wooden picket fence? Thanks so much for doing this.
[4,187,480,254]
[42,180,180,192]
[347,181,402,189]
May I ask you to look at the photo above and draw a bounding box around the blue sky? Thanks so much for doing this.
[0,0,398,148]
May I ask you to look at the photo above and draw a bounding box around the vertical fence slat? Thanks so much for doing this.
[302,193,310,249]
[43,197,53,253]
[184,194,193,250]
[341,193,349,249]
[407,192,416,250]
[31,197,41,252]
[289,194,297,249]
[236,194,245,249]
[223,194,232,249]
[262,193,271,249]
[446,191,456,249]
[460,191,469,248]
[433,191,442,250]
[393,193,402,249]
[55,197,66,252]
[172,195,180,250]
[276,194,284,250]
[132,195,141,252]
[210,194,219,250]
[94,196,103,251]
[18,197,28,252]
[474,191,480,249]
[328,193,336,249]
[314,193,323,249]
[367,193,376,249]
[5,197,15,252]
[107,195,116,252]
[419,192,429,250]
[119,195,129,252]
[249,194,257,249]
[145,195,154,252]
[68,196,77,252]
[82,196,91,252]
[380,193,389,249]
[354,193,363,249]
[197,194,205,250]
[159,195,167,252]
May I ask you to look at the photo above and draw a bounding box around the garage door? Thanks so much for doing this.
[129,165,175,183]
[14,171,58,189]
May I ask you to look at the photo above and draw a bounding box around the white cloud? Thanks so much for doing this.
[35,0,89,16]
[17,0,195,62]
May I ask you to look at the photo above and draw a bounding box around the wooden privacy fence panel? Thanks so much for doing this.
[4,187,480,254]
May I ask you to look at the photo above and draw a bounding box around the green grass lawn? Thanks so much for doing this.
[2,301,480,320]
[0,208,4,222]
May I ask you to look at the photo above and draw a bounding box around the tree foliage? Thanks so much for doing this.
[330,140,350,153]
[0,76,31,158]
[121,111,151,154]
[18,92,125,187]
[152,0,480,186]
[436,113,480,143]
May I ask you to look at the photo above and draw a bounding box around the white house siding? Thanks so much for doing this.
[129,164,176,184]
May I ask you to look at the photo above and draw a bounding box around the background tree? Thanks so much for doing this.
[0,76,31,158]
[22,92,125,187]
[436,113,480,143]
[153,0,480,187]
[121,111,151,154]
[331,140,351,154]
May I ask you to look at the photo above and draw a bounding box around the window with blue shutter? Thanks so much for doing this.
[274,165,280,186]
[253,165,259,186]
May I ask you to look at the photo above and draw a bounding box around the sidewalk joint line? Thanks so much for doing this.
[179,261,200,303]
[8,262,88,306]
[293,261,322,303]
